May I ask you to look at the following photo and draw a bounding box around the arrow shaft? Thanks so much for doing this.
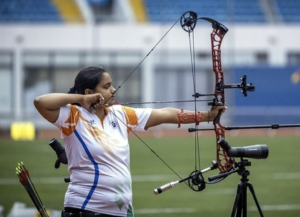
[119,99,211,105]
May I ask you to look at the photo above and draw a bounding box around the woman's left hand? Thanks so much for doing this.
[209,105,227,121]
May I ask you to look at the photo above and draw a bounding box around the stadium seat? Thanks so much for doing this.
[0,0,63,23]
[275,0,300,23]
[144,0,266,24]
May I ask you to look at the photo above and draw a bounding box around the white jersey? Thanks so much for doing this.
[53,104,152,216]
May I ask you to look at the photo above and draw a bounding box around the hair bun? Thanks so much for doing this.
[69,87,76,93]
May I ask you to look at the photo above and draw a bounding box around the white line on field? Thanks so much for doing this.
[249,204,300,211]
[135,208,196,214]
[272,172,300,179]
[1,172,300,186]
[135,205,300,214]
[0,175,176,185]
[0,177,65,185]
[132,174,175,182]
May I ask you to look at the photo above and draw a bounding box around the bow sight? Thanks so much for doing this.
[217,75,255,97]
[193,75,256,105]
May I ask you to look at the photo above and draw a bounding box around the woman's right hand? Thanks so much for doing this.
[81,93,105,113]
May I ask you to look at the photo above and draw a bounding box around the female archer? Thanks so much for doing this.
[34,66,225,217]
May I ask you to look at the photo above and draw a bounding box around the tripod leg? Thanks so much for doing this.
[247,183,264,217]
[231,184,243,217]
[242,183,247,217]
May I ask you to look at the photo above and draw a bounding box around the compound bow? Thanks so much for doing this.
[88,11,298,194]
[151,11,255,194]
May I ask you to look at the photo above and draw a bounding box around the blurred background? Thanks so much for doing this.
[0,0,299,135]
[0,0,300,216]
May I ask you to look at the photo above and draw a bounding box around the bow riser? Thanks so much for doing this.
[209,23,235,173]
[211,25,226,106]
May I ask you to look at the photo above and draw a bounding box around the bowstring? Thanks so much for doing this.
[108,16,181,100]
[187,27,201,172]
[101,16,186,181]
[101,13,204,183]
[107,106,183,180]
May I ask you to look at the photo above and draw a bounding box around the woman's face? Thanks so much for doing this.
[93,72,116,106]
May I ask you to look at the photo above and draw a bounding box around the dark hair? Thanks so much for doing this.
[68,66,107,94]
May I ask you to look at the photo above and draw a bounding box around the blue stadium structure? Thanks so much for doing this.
[0,0,299,129]
[144,0,266,23]
[275,0,300,23]
[0,0,299,24]
[0,0,62,23]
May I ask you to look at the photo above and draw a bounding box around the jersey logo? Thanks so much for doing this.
[110,121,118,129]
[90,119,95,125]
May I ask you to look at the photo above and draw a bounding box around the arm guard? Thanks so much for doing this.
[178,109,203,128]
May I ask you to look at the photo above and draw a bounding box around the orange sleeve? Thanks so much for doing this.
[122,107,139,133]
[60,105,80,136]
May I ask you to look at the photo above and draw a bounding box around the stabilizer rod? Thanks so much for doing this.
[189,123,300,132]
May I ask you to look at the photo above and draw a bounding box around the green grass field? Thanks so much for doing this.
[0,132,299,216]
